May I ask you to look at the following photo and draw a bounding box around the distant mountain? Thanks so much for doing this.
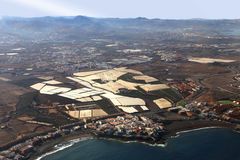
[0,16,240,41]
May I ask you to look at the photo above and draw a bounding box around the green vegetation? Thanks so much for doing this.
[177,100,187,107]
[218,100,240,107]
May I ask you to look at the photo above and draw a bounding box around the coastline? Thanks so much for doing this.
[163,120,235,139]
[30,132,93,160]
[31,120,236,160]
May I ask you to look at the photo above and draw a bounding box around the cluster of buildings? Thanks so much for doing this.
[213,101,240,123]
[110,56,152,66]
[184,101,218,119]
[184,100,240,123]
[232,74,240,89]
[51,45,153,73]
[169,79,201,97]
[0,125,84,160]
[233,75,240,81]
[86,115,165,142]
[156,51,183,62]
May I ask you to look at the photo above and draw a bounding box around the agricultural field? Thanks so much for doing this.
[30,67,181,115]
[188,57,236,64]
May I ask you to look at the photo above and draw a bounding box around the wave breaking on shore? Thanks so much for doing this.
[168,126,224,139]
[176,126,223,135]
[35,127,231,160]
[97,137,167,148]
[35,137,91,160]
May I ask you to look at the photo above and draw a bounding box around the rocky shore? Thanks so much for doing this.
[29,119,236,160]
[0,111,237,160]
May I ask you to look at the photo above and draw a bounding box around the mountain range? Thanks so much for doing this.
[0,16,240,41]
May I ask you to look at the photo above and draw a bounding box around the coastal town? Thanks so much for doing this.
[0,16,239,160]
[0,114,166,159]
[0,66,239,159]
[87,115,165,142]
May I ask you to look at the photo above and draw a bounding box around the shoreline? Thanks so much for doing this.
[163,120,235,139]
[30,132,93,160]
[34,136,93,160]
[31,120,236,160]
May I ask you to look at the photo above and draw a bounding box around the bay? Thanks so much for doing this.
[41,128,240,160]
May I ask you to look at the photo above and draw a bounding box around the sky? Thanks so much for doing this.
[0,0,239,19]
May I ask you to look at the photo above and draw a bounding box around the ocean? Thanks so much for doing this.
[39,128,240,160]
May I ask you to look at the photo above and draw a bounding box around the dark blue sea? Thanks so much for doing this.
[39,128,240,160]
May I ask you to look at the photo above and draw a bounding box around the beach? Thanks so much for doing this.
[30,131,92,160]
[38,127,240,160]
[31,119,235,160]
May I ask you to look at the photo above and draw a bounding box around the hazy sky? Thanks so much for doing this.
[0,0,239,19]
